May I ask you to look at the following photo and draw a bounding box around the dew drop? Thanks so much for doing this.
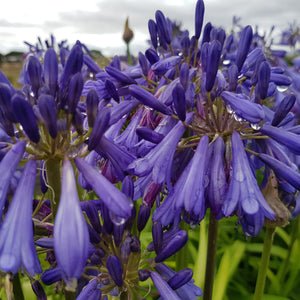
[226,104,234,114]
[277,86,288,92]
[251,123,261,130]
[233,113,244,122]
[109,211,126,226]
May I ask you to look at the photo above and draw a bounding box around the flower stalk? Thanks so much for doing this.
[203,211,219,300]
[45,159,62,219]
[253,226,276,300]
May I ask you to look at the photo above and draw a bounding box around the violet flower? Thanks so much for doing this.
[0,159,42,275]
[222,132,275,236]
[0,140,26,213]
[54,159,89,285]
[75,157,133,219]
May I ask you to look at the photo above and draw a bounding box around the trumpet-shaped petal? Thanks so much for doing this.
[150,271,181,300]
[0,159,42,275]
[221,91,265,124]
[54,159,89,282]
[222,132,274,236]
[260,124,300,155]
[75,157,133,218]
[0,140,26,213]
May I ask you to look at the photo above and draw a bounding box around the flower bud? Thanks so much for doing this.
[155,230,188,263]
[44,48,58,97]
[168,268,193,289]
[172,82,186,121]
[38,94,58,138]
[145,48,159,65]
[235,25,253,72]
[105,79,119,102]
[206,40,222,92]
[136,127,164,144]
[67,72,84,114]
[152,221,163,254]
[12,93,40,143]
[195,0,205,39]
[31,281,47,300]
[88,106,110,150]
[271,94,296,126]
[106,255,123,287]
[26,55,43,96]
[122,17,134,44]
[155,10,171,45]
[148,19,158,49]
[137,204,151,232]
[128,84,171,115]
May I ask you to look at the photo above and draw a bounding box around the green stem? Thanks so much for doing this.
[194,216,207,288]
[12,273,25,300]
[175,222,189,272]
[203,212,219,300]
[126,43,133,66]
[45,159,62,219]
[253,226,276,300]
[277,217,300,282]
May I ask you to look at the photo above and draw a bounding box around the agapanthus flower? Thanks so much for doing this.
[0,159,41,275]
[222,132,275,236]
[54,159,89,287]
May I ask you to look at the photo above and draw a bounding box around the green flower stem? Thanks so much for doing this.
[45,159,62,219]
[126,43,133,66]
[253,226,276,300]
[12,273,25,300]
[278,217,300,282]
[194,216,207,288]
[203,211,219,300]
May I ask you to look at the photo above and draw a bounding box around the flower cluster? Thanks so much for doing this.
[0,0,299,299]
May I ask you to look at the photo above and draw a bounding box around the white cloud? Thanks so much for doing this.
[0,0,299,54]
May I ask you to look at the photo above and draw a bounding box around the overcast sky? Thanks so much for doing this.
[0,0,299,56]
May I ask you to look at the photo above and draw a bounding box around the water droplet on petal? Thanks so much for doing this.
[226,104,233,114]
[251,123,261,130]
[277,86,288,92]
[109,211,126,226]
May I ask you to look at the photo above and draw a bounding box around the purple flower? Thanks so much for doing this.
[235,25,253,72]
[54,159,89,284]
[221,91,265,124]
[260,124,300,155]
[106,255,123,287]
[128,116,191,190]
[155,263,203,299]
[148,19,158,49]
[222,132,274,236]
[206,137,227,218]
[77,278,101,300]
[206,40,222,92]
[38,94,58,138]
[0,159,42,275]
[154,135,209,225]
[128,84,171,115]
[75,157,133,219]
[12,93,40,143]
[0,140,26,213]
[151,56,182,76]
[155,230,188,263]
[195,0,205,39]
[150,271,181,300]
